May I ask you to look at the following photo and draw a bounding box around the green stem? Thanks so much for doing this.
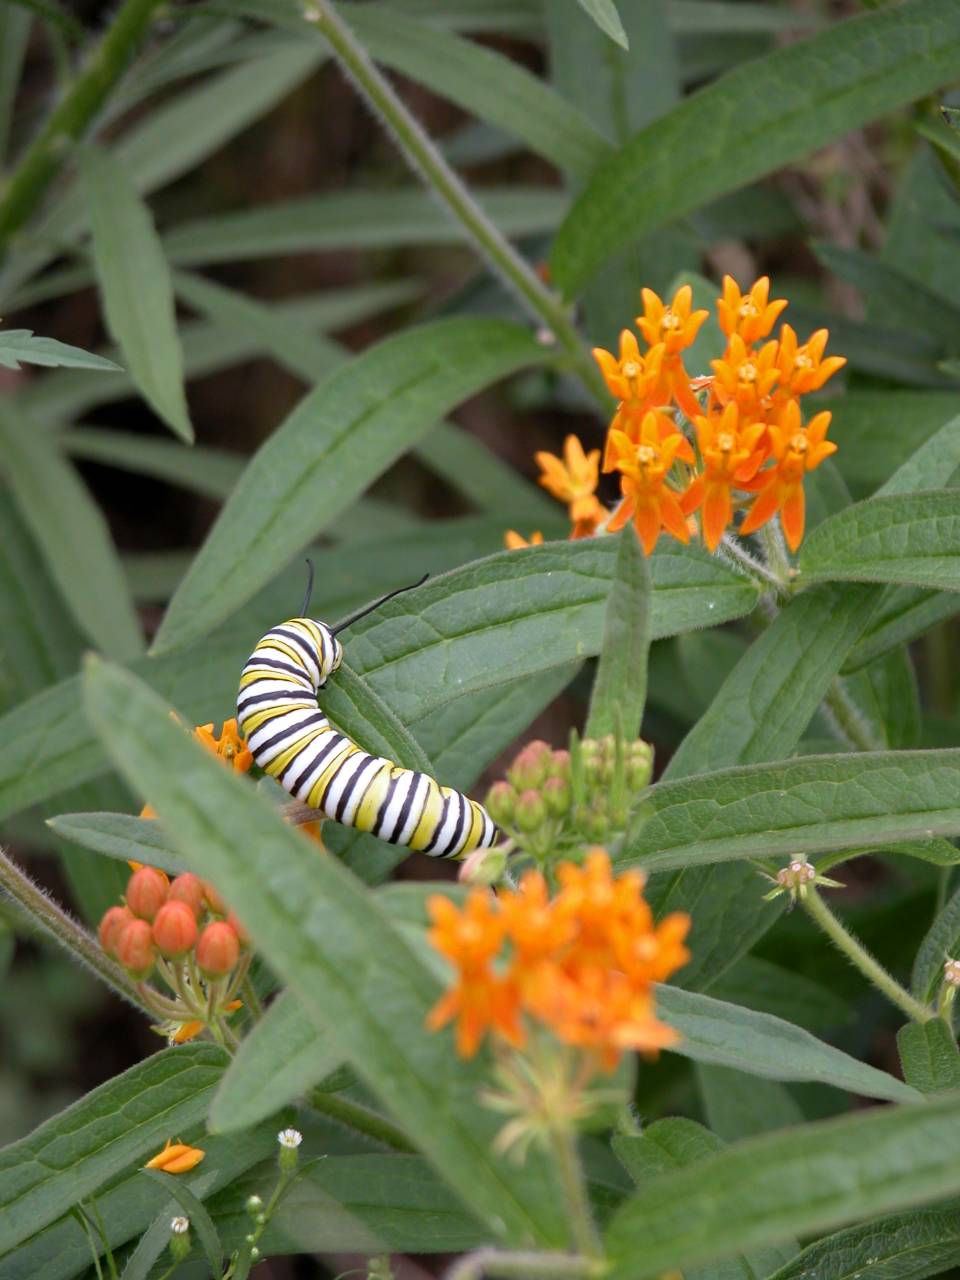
[759,519,792,587]
[446,1249,601,1280]
[548,1121,602,1261]
[0,0,164,255]
[240,973,264,1022]
[307,1088,416,1152]
[0,845,151,1014]
[306,0,611,408]
[803,885,932,1024]
[719,533,787,596]
[823,679,882,753]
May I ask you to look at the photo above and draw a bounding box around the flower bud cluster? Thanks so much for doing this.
[98,866,248,1045]
[482,732,653,865]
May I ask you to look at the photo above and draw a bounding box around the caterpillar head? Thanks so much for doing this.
[313,621,343,685]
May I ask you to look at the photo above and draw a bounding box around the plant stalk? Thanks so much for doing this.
[446,1248,601,1280]
[0,845,151,1014]
[307,1087,416,1152]
[0,0,164,255]
[823,679,883,753]
[306,0,611,407]
[548,1120,602,1261]
[803,885,932,1024]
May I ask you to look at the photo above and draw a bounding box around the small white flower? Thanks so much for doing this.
[944,958,960,987]
[171,1216,190,1235]
[277,1127,303,1149]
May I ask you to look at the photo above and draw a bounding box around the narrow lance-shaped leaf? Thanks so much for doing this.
[799,490,960,591]
[141,1170,223,1276]
[0,1044,227,1256]
[897,1020,960,1095]
[586,525,650,739]
[575,0,628,48]
[0,406,143,660]
[626,749,960,872]
[79,148,193,442]
[151,319,551,655]
[0,330,122,372]
[605,1094,960,1279]
[82,658,570,1249]
[657,984,917,1103]
[551,0,960,293]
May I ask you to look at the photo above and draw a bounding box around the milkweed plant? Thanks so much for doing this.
[1,1,960,1278]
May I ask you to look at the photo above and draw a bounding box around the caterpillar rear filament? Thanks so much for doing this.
[237,570,499,857]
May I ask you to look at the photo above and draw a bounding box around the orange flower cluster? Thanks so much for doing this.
[511,278,844,556]
[426,849,689,1071]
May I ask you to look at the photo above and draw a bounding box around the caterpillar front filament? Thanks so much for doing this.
[237,584,499,858]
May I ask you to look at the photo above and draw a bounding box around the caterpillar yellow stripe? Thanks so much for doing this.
[237,616,499,858]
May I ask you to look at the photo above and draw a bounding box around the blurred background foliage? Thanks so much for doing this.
[1,3,960,1269]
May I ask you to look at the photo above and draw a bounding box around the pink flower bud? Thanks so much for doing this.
[167,873,205,919]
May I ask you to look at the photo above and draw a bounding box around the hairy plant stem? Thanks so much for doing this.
[306,0,611,407]
[803,885,932,1024]
[0,845,150,1013]
[719,532,787,597]
[446,1248,602,1280]
[0,0,164,254]
[549,1120,602,1261]
[307,1087,416,1152]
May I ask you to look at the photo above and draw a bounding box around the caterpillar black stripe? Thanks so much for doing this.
[237,574,499,858]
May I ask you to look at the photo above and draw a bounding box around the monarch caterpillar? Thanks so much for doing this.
[237,566,500,858]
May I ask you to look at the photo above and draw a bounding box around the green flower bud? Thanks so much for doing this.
[543,774,571,817]
[460,846,508,886]
[245,1194,264,1215]
[485,780,517,826]
[627,740,654,790]
[577,801,609,841]
[514,788,547,833]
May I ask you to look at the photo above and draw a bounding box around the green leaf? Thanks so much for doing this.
[605,1095,960,1279]
[613,1117,795,1280]
[697,1063,804,1142]
[664,584,877,779]
[45,812,185,875]
[551,0,960,294]
[0,406,143,660]
[625,749,960,872]
[874,411,960,498]
[765,1202,960,1280]
[82,659,569,1248]
[912,882,960,1002]
[210,990,344,1134]
[161,187,566,266]
[342,540,758,726]
[574,0,628,48]
[710,956,853,1034]
[151,318,549,654]
[141,1170,223,1275]
[657,984,917,1102]
[846,584,960,673]
[0,1043,227,1256]
[0,6,30,163]
[343,5,611,179]
[117,1205,174,1280]
[585,526,650,740]
[800,491,960,591]
[837,646,920,749]
[829,393,960,497]
[320,663,434,774]
[63,429,244,502]
[0,329,122,372]
[79,148,192,442]
[897,1020,960,1095]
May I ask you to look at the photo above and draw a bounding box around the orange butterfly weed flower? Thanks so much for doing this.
[635,285,708,357]
[603,405,694,473]
[139,719,252,820]
[427,849,689,1072]
[710,334,780,416]
[504,529,544,551]
[687,403,768,552]
[592,329,665,407]
[144,1139,205,1174]
[535,434,605,538]
[775,323,847,396]
[717,274,787,346]
[606,418,691,555]
[740,401,837,551]
[426,891,523,1056]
